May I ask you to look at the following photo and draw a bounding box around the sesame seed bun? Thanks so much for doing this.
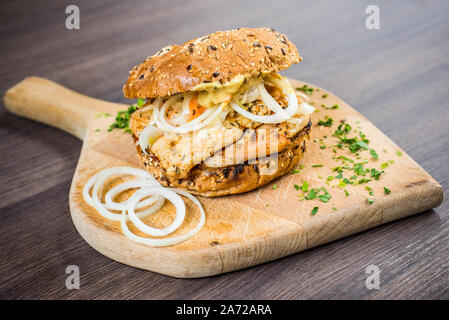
[123,27,301,98]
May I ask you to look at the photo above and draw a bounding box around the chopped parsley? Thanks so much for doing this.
[318,117,334,127]
[136,98,145,107]
[272,184,278,190]
[322,94,328,98]
[380,159,395,170]
[337,155,355,163]
[365,186,374,196]
[305,188,317,200]
[353,163,366,176]
[304,187,331,203]
[355,141,369,150]
[321,104,339,109]
[108,104,138,133]
[370,168,384,180]
[337,180,346,188]
[288,117,391,209]
[334,123,352,135]
[380,162,390,170]
[334,124,371,154]
[301,181,309,192]
[311,206,319,215]
[96,112,112,118]
[317,188,332,203]
[370,149,379,160]
[296,84,314,95]
[396,151,403,156]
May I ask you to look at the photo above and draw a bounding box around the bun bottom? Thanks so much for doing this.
[137,122,311,197]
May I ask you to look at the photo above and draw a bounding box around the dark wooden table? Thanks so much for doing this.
[1,0,448,300]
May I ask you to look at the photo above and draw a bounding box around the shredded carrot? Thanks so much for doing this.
[188,93,205,121]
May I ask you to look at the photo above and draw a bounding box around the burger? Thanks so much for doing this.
[123,27,314,197]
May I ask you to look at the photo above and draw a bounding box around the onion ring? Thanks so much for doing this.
[104,180,163,212]
[230,102,288,124]
[120,188,205,247]
[154,101,224,133]
[257,84,290,117]
[138,125,163,155]
[126,186,186,237]
[83,167,158,221]
[230,82,299,124]
[83,166,206,247]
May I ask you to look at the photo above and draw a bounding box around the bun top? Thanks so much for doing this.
[123,28,301,98]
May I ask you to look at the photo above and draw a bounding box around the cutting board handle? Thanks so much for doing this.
[3,76,127,141]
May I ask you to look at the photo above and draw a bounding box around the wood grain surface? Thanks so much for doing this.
[0,0,448,298]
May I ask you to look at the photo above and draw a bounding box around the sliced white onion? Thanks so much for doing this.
[298,102,315,114]
[160,96,184,125]
[264,74,295,94]
[83,166,206,247]
[229,88,300,124]
[126,186,186,237]
[130,99,161,140]
[287,117,304,125]
[257,84,289,116]
[120,188,205,247]
[262,75,299,118]
[157,102,215,131]
[83,167,158,221]
[241,85,260,104]
[139,125,163,155]
[230,102,287,124]
[104,180,162,211]
[285,92,299,116]
[296,92,310,100]
[154,101,224,133]
[231,84,299,124]
[177,93,193,124]
[219,106,231,123]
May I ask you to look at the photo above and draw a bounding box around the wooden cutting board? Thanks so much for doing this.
[3,76,443,278]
